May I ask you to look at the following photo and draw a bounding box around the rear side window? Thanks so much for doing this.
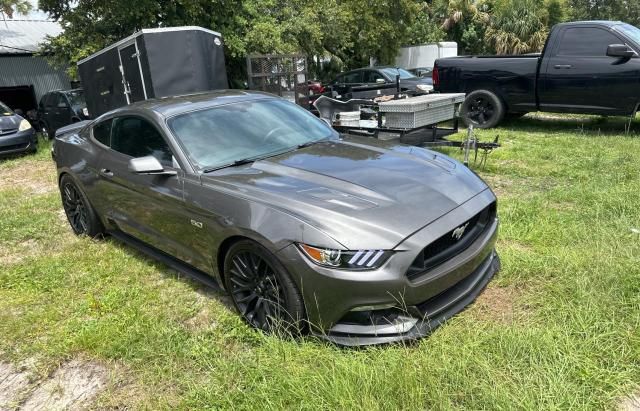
[363,70,385,83]
[557,27,622,56]
[343,71,362,83]
[111,116,173,166]
[93,119,112,146]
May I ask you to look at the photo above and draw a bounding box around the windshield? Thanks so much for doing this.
[168,99,337,170]
[613,23,640,46]
[380,67,418,80]
[65,90,86,107]
[0,101,13,116]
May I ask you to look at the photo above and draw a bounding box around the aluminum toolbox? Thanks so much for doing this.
[378,93,465,129]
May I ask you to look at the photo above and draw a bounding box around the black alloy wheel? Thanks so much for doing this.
[225,240,305,334]
[59,175,104,237]
[462,90,505,129]
[467,95,495,124]
[61,181,89,234]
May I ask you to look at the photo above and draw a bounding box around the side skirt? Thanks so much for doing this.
[108,230,222,292]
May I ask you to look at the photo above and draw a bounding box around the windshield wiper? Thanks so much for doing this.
[202,158,255,173]
[297,137,331,149]
[202,146,300,174]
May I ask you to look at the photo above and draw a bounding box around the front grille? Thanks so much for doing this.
[406,202,496,281]
[0,128,18,136]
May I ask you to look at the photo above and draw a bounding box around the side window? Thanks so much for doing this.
[92,119,112,146]
[363,70,385,83]
[56,94,69,109]
[111,116,173,166]
[45,93,56,108]
[557,27,623,56]
[343,71,362,83]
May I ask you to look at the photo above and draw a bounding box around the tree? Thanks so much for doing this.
[1,0,31,18]
[38,0,418,81]
[485,0,549,54]
[432,0,492,54]
[406,1,446,45]
[566,0,640,26]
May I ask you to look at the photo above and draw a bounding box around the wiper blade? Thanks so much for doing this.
[202,158,254,173]
[297,138,331,149]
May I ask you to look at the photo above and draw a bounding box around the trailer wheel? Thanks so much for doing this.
[461,90,505,129]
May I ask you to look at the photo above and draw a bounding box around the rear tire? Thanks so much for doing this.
[461,90,505,129]
[224,240,306,335]
[59,175,104,237]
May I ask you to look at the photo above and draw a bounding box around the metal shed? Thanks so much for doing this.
[0,19,72,113]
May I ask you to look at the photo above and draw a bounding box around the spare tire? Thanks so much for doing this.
[461,90,505,129]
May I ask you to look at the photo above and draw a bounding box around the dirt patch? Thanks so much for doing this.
[619,393,640,411]
[184,305,218,332]
[498,239,534,254]
[0,362,32,410]
[20,359,107,411]
[471,285,528,324]
[0,159,57,195]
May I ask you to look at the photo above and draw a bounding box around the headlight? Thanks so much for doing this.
[82,107,89,117]
[416,84,433,92]
[298,244,392,270]
[18,119,32,132]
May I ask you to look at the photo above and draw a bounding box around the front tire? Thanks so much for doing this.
[461,90,505,129]
[59,175,104,237]
[224,240,305,335]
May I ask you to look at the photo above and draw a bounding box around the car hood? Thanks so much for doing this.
[0,114,23,131]
[201,138,489,250]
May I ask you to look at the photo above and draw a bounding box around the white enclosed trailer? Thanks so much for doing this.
[395,42,458,70]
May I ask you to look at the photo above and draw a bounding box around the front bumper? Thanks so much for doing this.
[0,129,36,155]
[276,189,499,345]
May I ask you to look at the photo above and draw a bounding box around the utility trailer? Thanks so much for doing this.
[313,93,500,167]
[77,27,228,117]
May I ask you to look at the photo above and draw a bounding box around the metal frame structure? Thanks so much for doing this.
[246,54,309,107]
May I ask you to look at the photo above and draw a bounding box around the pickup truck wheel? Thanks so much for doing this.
[461,90,505,129]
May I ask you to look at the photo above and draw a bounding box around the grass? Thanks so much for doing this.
[1,113,640,409]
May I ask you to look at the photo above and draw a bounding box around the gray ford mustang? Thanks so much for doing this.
[53,90,499,345]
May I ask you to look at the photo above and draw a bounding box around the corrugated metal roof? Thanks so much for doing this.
[0,19,63,54]
[0,55,71,100]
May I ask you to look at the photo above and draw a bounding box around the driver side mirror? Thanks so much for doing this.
[375,78,386,84]
[128,156,177,176]
[606,44,637,58]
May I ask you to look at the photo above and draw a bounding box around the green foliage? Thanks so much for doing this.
[486,0,549,54]
[432,0,493,54]
[567,0,640,26]
[38,0,418,81]
[545,0,568,29]
[405,2,446,47]
[0,0,31,18]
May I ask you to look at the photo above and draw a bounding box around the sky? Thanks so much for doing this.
[21,0,50,20]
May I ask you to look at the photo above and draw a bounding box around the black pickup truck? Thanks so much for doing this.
[433,21,640,128]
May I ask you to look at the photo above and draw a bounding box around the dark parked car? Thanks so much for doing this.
[434,21,640,128]
[329,66,433,98]
[0,100,37,155]
[409,67,433,78]
[38,89,89,139]
[53,90,499,345]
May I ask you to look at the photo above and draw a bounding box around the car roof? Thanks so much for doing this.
[555,20,623,28]
[112,90,279,118]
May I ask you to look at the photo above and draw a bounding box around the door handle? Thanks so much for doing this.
[100,168,114,178]
[554,64,573,69]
